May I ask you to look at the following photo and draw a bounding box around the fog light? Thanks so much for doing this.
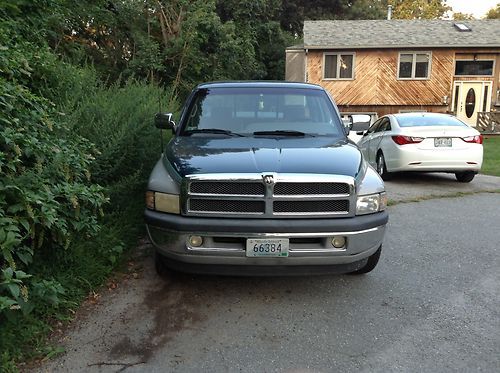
[189,235,203,247]
[331,236,346,248]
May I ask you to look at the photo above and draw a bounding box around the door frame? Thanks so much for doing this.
[452,80,493,126]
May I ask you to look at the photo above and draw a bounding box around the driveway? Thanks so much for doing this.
[37,174,500,373]
[385,172,500,202]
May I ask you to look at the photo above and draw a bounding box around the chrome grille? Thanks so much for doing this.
[273,200,349,214]
[274,182,349,195]
[184,174,355,218]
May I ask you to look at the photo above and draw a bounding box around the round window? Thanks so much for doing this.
[465,88,476,118]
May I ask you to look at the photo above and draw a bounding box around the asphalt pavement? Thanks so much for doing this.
[37,174,500,373]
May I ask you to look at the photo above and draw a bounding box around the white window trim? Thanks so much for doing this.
[397,51,432,80]
[453,59,495,77]
[322,52,356,81]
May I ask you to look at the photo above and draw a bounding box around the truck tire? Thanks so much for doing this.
[349,246,382,275]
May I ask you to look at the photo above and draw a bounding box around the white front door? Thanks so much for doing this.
[453,81,492,126]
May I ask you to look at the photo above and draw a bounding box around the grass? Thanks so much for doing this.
[482,136,500,177]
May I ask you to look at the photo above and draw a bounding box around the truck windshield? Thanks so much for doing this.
[181,87,344,137]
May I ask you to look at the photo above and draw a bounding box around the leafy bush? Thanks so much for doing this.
[61,77,173,209]
[0,38,107,316]
[0,23,175,367]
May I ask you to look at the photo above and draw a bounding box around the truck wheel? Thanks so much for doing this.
[155,252,168,277]
[376,153,391,181]
[455,171,475,183]
[349,246,382,275]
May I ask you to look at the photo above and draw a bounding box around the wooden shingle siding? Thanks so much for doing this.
[308,49,454,106]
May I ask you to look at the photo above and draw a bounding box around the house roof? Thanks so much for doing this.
[301,20,500,49]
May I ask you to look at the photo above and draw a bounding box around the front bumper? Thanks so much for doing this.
[145,209,388,275]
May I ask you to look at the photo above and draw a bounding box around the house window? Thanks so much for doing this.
[455,60,494,76]
[323,53,354,80]
[398,52,431,79]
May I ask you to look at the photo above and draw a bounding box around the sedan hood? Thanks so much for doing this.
[165,136,362,178]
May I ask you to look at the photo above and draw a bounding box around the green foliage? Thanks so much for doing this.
[453,12,475,20]
[0,38,107,318]
[482,137,500,177]
[388,0,451,19]
[485,3,500,19]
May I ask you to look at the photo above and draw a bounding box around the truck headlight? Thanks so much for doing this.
[146,191,180,214]
[356,192,387,215]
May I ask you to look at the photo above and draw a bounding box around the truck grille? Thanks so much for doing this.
[190,182,265,196]
[273,200,349,214]
[184,174,355,218]
[189,199,265,214]
[274,182,349,195]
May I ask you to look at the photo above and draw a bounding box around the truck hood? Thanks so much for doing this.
[165,136,363,178]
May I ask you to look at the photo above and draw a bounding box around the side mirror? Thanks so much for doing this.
[356,131,366,136]
[154,113,175,130]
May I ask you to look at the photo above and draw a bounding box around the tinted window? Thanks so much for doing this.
[455,60,494,76]
[397,115,467,128]
[183,87,344,137]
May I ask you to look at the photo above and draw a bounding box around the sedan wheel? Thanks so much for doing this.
[455,171,476,183]
[376,153,391,181]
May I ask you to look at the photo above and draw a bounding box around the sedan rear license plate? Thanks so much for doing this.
[434,137,452,147]
[246,238,289,257]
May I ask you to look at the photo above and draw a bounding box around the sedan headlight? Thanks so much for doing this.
[356,192,387,215]
[146,191,180,214]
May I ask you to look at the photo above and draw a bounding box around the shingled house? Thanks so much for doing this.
[286,20,500,128]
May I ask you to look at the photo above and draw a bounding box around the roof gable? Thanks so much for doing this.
[303,20,500,49]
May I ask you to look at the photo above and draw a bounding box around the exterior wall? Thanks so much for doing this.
[285,50,306,82]
[306,48,499,116]
[307,49,453,107]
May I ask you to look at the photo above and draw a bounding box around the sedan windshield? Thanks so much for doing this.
[181,87,344,137]
[397,115,468,128]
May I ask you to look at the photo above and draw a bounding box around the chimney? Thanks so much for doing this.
[387,5,393,20]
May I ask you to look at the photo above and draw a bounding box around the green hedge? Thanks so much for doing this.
[0,28,176,369]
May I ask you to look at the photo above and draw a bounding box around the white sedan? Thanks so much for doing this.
[357,113,483,183]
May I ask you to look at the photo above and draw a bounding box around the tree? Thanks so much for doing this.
[388,0,451,19]
[485,3,500,19]
[280,0,386,36]
[453,12,475,20]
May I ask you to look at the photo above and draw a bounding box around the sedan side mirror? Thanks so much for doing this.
[154,113,176,130]
[356,131,366,136]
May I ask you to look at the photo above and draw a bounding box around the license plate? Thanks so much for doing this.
[246,238,289,257]
[434,137,452,147]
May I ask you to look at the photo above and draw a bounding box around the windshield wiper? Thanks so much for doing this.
[252,130,311,137]
[183,128,244,137]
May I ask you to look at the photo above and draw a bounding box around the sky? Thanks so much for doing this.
[445,0,498,18]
